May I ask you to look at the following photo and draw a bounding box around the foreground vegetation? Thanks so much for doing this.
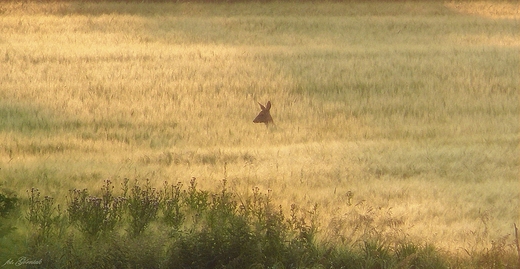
[0,1,519,267]
[2,178,518,268]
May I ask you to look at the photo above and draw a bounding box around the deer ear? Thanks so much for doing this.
[265,101,271,111]
[258,102,266,110]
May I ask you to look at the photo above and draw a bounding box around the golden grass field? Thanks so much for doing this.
[0,0,519,255]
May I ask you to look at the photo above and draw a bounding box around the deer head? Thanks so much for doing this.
[253,101,273,127]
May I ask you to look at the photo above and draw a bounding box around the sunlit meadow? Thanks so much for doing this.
[0,0,518,260]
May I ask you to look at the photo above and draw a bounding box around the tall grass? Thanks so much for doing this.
[0,0,518,262]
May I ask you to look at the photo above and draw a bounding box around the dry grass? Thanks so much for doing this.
[0,0,518,256]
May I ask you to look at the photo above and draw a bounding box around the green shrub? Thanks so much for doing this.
[184,177,209,214]
[127,179,160,237]
[167,213,256,268]
[26,188,61,243]
[67,180,125,240]
[161,181,184,230]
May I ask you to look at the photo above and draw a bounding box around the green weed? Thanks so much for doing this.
[66,180,125,240]
[161,180,184,230]
[127,178,160,237]
[26,188,62,244]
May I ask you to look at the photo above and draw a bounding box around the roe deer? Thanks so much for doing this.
[253,101,273,127]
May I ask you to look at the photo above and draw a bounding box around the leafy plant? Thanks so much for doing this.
[67,180,125,240]
[161,180,184,230]
[127,179,160,237]
[26,188,61,243]
[184,177,209,214]
[286,203,320,266]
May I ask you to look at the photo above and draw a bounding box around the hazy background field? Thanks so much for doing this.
[0,1,518,254]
